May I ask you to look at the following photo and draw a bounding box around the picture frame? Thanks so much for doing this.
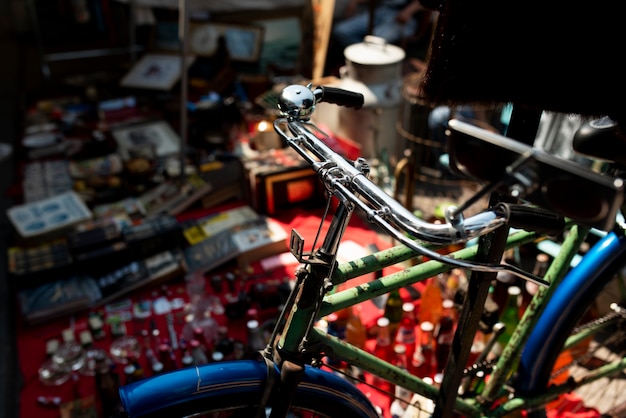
[120,53,196,90]
[253,16,304,75]
[188,22,264,62]
[111,120,181,161]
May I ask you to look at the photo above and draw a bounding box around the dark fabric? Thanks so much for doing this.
[419,1,626,127]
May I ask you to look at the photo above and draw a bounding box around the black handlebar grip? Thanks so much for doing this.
[498,203,565,236]
[318,86,364,109]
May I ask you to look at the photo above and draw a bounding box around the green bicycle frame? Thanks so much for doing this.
[274,215,616,417]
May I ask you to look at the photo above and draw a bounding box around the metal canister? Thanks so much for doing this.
[336,36,405,163]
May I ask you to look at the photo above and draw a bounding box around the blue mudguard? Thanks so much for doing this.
[119,359,380,417]
[517,230,626,394]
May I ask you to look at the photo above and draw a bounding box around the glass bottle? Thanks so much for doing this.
[444,268,465,300]
[521,253,550,313]
[247,319,266,354]
[467,328,487,368]
[410,320,435,378]
[418,277,443,325]
[390,344,412,417]
[189,339,209,365]
[441,299,457,322]
[124,363,138,385]
[371,316,393,392]
[395,302,417,360]
[214,326,235,361]
[434,315,455,374]
[345,304,367,350]
[146,348,165,375]
[373,316,393,363]
[496,285,522,349]
[326,312,347,341]
[94,351,122,417]
[193,325,213,356]
[384,288,404,340]
[181,350,194,368]
[157,342,178,371]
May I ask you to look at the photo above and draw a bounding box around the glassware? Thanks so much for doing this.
[80,347,108,376]
[246,319,266,353]
[38,358,72,386]
[52,341,86,372]
[373,316,393,363]
[185,271,207,306]
[109,335,141,364]
[496,285,522,348]
[410,320,435,378]
[384,289,403,339]
[418,276,443,325]
[345,305,367,349]
[390,344,412,417]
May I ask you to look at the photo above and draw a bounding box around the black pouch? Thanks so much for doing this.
[419,1,626,126]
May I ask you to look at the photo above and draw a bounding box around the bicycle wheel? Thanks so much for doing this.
[119,359,381,418]
[515,229,626,416]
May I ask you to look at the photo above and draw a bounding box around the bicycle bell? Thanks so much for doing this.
[278,84,316,119]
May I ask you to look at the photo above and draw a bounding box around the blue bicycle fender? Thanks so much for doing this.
[119,359,380,417]
[517,230,626,394]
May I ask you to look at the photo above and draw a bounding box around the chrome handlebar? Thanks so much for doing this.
[273,84,548,286]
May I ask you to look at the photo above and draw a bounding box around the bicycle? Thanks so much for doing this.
[116,84,626,418]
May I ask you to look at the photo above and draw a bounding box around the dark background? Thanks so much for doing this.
[0,0,20,417]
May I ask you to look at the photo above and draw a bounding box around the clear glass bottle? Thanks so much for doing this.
[53,328,86,373]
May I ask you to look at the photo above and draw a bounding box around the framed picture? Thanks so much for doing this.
[111,120,181,161]
[253,17,303,74]
[120,53,196,90]
[188,22,264,62]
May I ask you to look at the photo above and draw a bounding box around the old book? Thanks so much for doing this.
[8,239,73,278]
[138,158,245,217]
[183,228,240,274]
[121,215,183,260]
[97,249,186,305]
[232,217,288,267]
[17,275,102,324]
[182,215,288,274]
[17,249,186,324]
[182,205,259,245]
[7,190,92,240]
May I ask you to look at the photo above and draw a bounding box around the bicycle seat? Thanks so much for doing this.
[572,116,626,166]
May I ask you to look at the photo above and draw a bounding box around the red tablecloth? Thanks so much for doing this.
[15,206,602,418]
[16,207,398,418]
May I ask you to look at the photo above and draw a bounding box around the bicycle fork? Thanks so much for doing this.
[260,199,357,417]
